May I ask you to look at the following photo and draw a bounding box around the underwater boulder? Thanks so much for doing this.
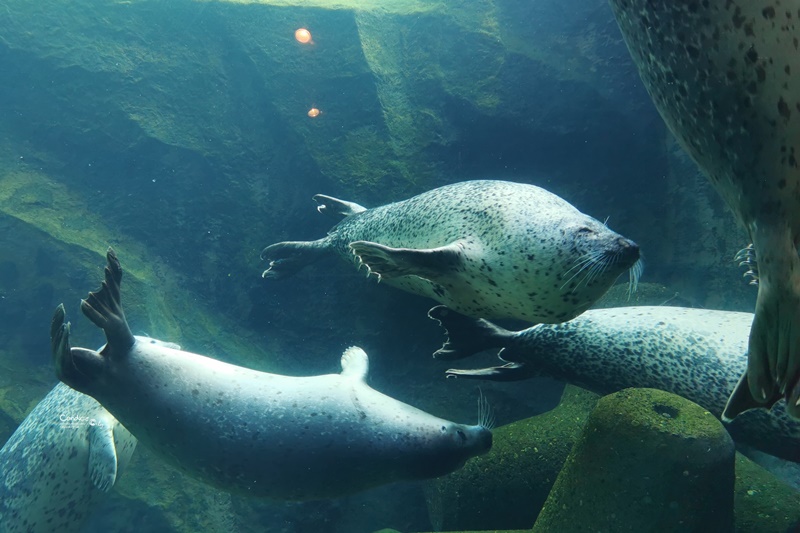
[532,387,735,532]
[734,453,800,533]
[425,384,601,531]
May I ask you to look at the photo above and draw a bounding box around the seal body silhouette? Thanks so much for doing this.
[51,249,492,500]
[432,305,800,463]
[262,180,640,324]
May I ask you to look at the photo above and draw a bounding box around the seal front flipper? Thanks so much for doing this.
[260,238,331,279]
[722,371,783,422]
[349,240,468,281]
[313,194,367,220]
[340,346,369,380]
[81,247,136,353]
[428,305,514,361]
[88,423,118,492]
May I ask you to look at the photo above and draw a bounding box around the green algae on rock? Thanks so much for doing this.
[533,388,735,532]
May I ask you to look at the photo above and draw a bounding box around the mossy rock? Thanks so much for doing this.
[425,385,600,531]
[734,454,800,533]
[533,388,735,532]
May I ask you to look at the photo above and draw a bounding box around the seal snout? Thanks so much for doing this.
[475,426,493,454]
[611,237,640,267]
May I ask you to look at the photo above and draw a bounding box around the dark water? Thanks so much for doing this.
[0,0,792,532]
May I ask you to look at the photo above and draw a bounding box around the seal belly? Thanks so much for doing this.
[0,382,137,533]
[608,0,800,417]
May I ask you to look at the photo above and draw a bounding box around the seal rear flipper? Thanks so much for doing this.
[51,305,105,389]
[313,194,367,220]
[445,362,541,381]
[349,240,466,281]
[51,304,73,381]
[88,423,118,492]
[260,239,331,279]
[428,305,514,361]
[81,248,136,353]
[722,371,783,422]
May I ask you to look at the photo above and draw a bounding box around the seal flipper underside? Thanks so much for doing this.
[88,423,118,492]
[722,371,783,422]
[349,240,466,281]
[428,305,514,361]
[260,239,330,279]
[81,247,136,353]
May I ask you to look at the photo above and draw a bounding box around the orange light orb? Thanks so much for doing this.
[307,107,321,118]
[295,28,312,44]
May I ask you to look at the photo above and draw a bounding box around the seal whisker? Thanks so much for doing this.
[477,389,495,430]
[560,251,604,290]
[627,258,644,300]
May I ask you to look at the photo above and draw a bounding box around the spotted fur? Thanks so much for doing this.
[261,180,639,324]
[440,305,800,463]
[608,0,800,415]
[0,382,136,533]
[50,249,492,501]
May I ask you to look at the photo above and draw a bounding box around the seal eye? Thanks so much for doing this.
[441,425,447,433]
[577,226,593,235]
[457,429,466,442]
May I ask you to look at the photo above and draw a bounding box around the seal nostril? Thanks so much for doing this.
[653,404,679,419]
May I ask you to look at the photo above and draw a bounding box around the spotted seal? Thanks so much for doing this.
[607,1,800,417]
[0,337,179,533]
[51,248,492,500]
[430,305,800,463]
[261,180,641,324]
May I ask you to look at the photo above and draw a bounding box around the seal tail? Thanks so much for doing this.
[81,247,136,353]
[428,305,514,360]
[260,238,331,279]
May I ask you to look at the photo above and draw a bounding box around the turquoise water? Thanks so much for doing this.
[0,0,796,532]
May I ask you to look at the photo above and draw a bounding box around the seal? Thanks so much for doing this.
[429,305,800,463]
[0,337,179,533]
[51,248,493,500]
[0,382,132,532]
[607,0,800,417]
[261,180,641,324]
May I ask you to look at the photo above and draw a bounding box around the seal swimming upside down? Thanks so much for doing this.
[607,0,800,417]
[51,248,492,500]
[431,305,800,463]
[0,338,177,533]
[261,180,641,324]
